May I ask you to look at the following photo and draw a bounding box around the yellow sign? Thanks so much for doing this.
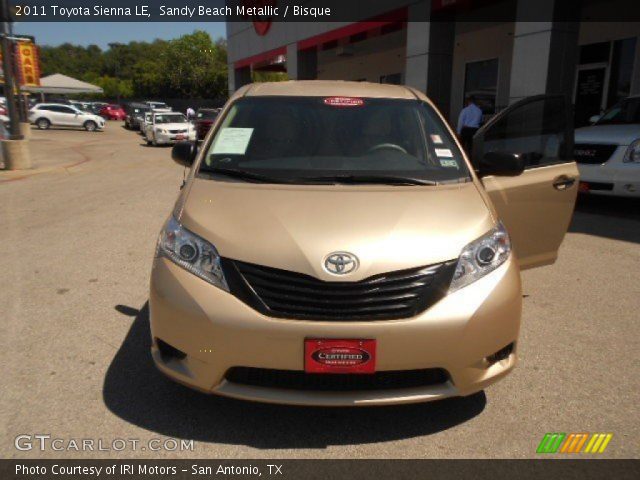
[15,42,41,87]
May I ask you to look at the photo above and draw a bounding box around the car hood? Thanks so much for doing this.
[155,122,190,129]
[179,180,493,281]
[575,124,640,145]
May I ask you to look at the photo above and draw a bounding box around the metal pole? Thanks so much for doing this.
[1,0,22,140]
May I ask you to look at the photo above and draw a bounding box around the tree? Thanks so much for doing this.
[34,32,228,100]
[161,31,228,98]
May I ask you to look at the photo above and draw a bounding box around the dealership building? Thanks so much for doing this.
[226,0,640,126]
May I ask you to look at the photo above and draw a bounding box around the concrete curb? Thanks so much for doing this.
[0,152,92,184]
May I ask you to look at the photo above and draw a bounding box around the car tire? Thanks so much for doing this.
[84,121,97,132]
[36,118,50,130]
[146,138,152,146]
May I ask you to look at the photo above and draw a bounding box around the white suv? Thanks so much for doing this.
[29,103,105,132]
[574,95,640,197]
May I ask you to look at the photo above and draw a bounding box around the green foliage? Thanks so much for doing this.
[39,31,227,100]
[252,71,289,83]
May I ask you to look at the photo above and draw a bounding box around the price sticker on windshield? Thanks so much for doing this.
[323,97,364,107]
[211,128,254,155]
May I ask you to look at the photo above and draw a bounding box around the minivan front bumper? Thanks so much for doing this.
[149,256,522,406]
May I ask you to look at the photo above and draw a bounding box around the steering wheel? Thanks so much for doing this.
[367,143,408,154]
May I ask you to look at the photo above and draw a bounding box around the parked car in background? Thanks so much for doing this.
[574,95,640,197]
[99,104,127,121]
[86,103,105,115]
[0,105,8,125]
[69,100,93,111]
[125,103,150,130]
[29,103,105,131]
[145,101,171,111]
[141,112,154,139]
[194,108,220,140]
[144,112,195,146]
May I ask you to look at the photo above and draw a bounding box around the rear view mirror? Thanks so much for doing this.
[479,151,525,177]
[172,141,197,168]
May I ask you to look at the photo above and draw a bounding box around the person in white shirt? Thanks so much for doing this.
[457,95,483,154]
[186,107,195,120]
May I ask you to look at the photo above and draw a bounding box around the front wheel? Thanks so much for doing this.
[84,121,97,132]
[36,118,50,130]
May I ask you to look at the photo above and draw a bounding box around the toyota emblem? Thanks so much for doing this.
[324,252,359,275]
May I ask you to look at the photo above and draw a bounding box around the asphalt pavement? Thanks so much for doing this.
[1,125,638,459]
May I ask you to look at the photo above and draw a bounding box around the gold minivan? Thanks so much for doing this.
[150,81,578,406]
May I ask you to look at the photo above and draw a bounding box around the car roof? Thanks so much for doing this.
[237,80,418,100]
[36,103,77,107]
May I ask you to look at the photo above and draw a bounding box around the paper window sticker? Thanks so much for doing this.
[430,134,443,144]
[439,159,459,168]
[435,148,453,158]
[211,128,254,154]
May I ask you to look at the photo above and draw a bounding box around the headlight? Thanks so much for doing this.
[449,222,511,293]
[623,139,640,163]
[158,128,167,134]
[155,217,228,291]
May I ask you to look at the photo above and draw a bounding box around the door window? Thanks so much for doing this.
[607,37,637,107]
[477,96,572,169]
[464,58,499,115]
[574,67,607,127]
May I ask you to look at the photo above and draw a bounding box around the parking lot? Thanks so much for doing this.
[1,125,638,459]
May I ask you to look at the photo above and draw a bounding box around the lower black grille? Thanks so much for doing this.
[224,259,457,321]
[574,143,617,164]
[225,367,449,392]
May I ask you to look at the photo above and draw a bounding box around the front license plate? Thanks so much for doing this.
[579,181,590,193]
[175,135,186,140]
[305,339,376,374]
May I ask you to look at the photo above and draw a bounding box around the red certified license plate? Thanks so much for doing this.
[175,134,186,140]
[305,339,376,374]
[579,181,590,193]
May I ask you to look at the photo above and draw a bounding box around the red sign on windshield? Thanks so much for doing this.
[323,97,365,107]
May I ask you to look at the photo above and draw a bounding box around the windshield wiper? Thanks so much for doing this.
[200,167,298,184]
[302,174,439,186]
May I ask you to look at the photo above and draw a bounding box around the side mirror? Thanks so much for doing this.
[172,141,197,168]
[479,151,525,177]
[589,114,601,124]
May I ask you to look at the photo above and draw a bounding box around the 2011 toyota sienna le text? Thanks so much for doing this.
[150,81,578,406]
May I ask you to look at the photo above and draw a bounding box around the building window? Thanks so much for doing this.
[579,41,610,65]
[463,58,499,115]
[607,37,637,107]
[380,73,402,85]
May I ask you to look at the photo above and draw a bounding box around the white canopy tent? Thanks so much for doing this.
[21,73,103,100]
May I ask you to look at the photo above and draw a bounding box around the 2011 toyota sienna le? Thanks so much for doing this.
[150,81,578,406]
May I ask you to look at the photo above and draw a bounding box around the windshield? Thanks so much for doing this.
[199,97,469,185]
[151,102,169,109]
[154,114,186,124]
[596,97,640,125]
